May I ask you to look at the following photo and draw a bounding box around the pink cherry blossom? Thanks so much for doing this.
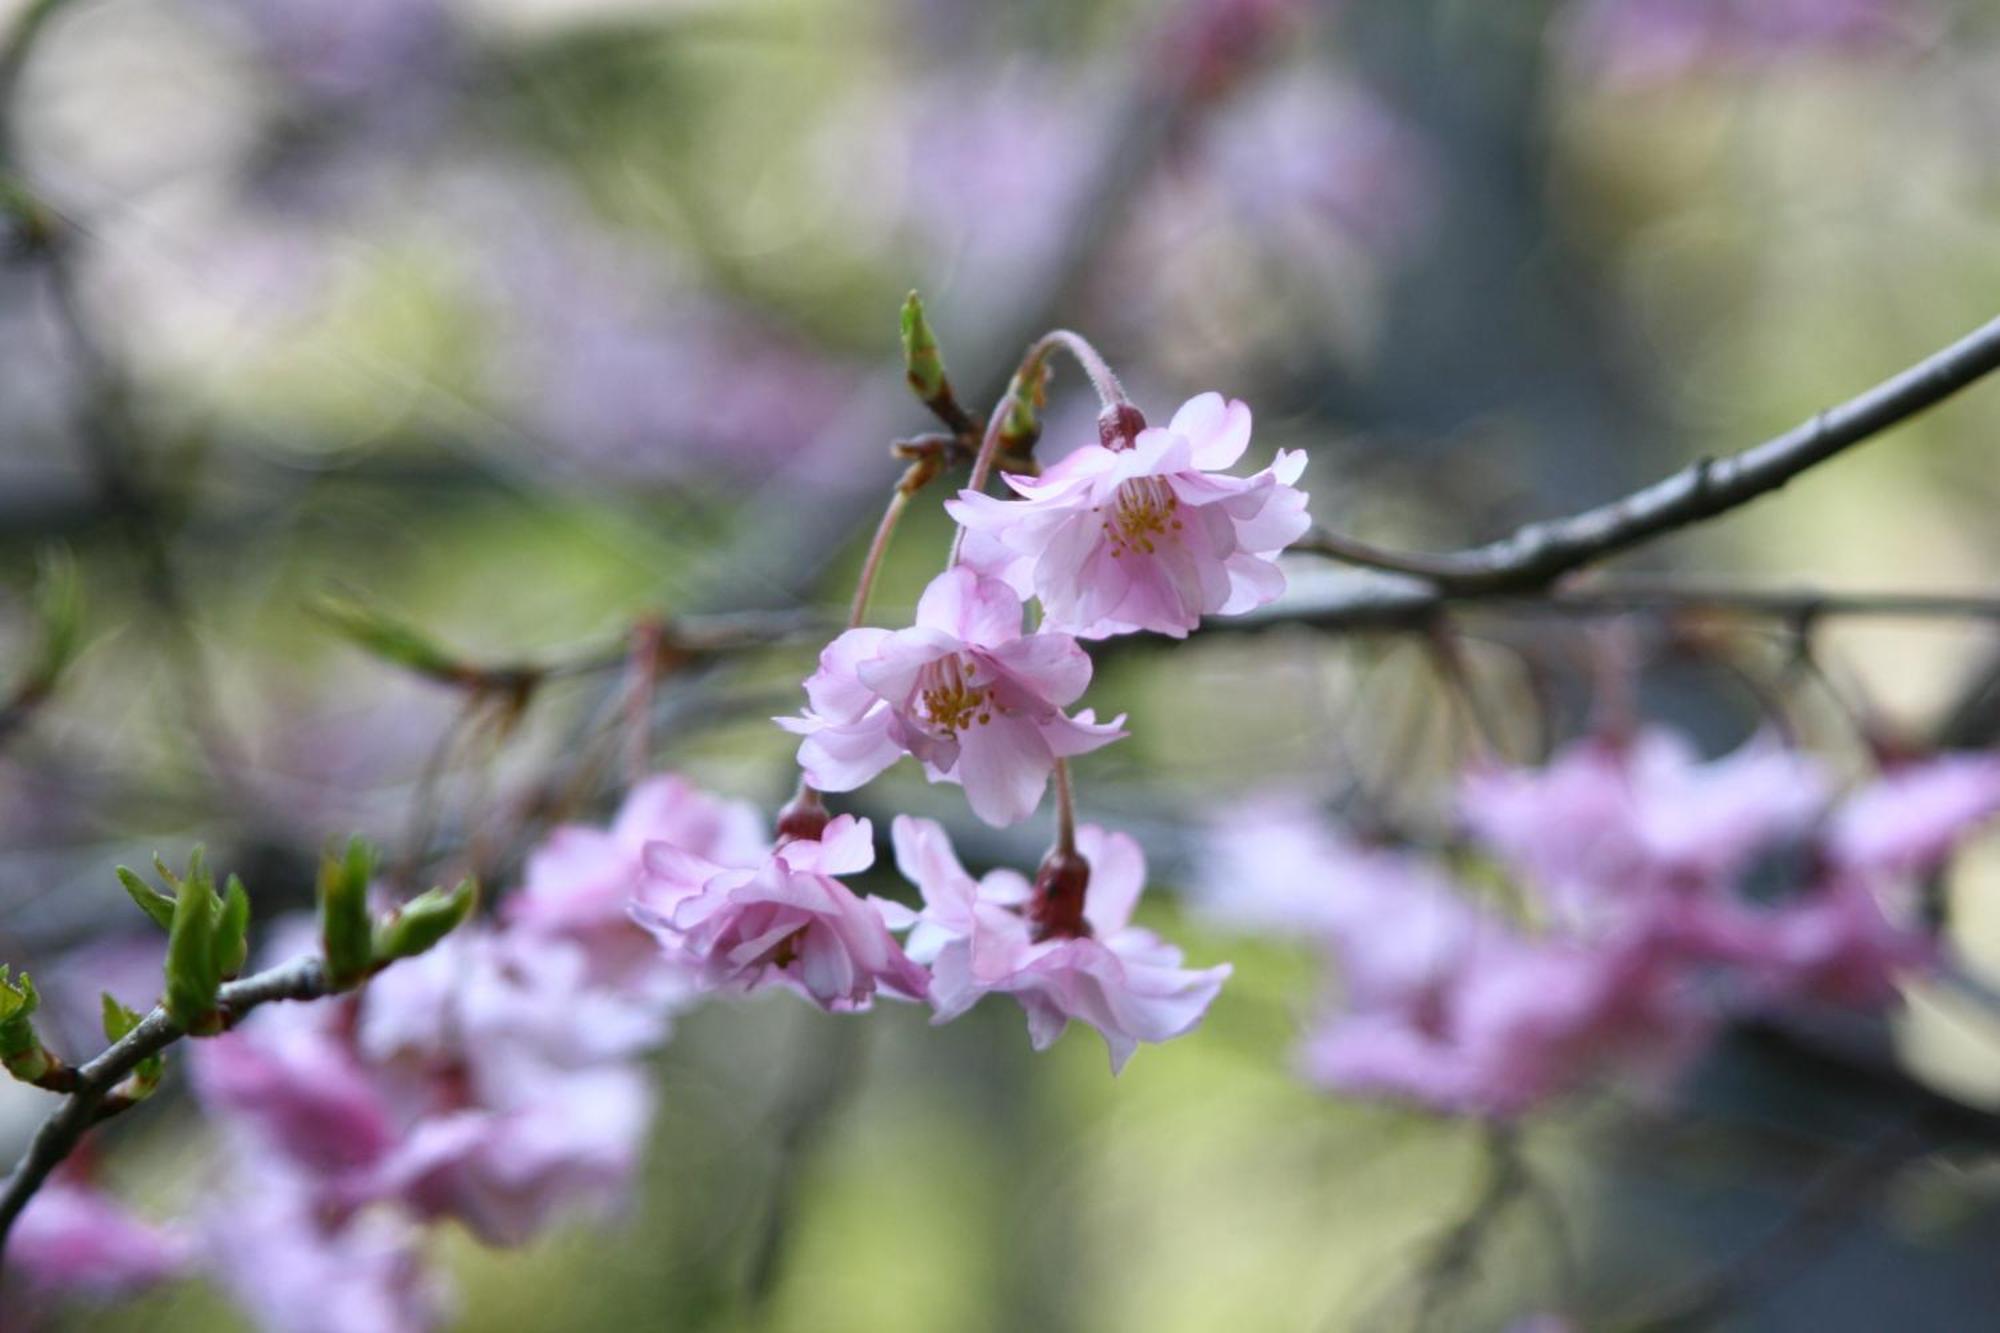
[1828,751,2000,877]
[778,567,1125,826]
[368,1065,653,1248]
[1688,875,1934,1009]
[359,924,670,1083]
[887,816,1231,1073]
[193,916,663,1252]
[1296,853,1707,1117]
[207,1173,448,1333]
[1562,0,1934,87]
[1459,729,1826,924]
[6,1178,187,1301]
[635,814,930,1011]
[509,773,765,986]
[192,1000,398,1182]
[1192,794,1452,939]
[946,392,1309,639]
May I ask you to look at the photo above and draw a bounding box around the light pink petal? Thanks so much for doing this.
[795,713,904,792]
[953,717,1057,826]
[981,631,1094,708]
[1167,392,1254,471]
[1075,824,1149,934]
[798,628,894,723]
[915,567,1023,646]
[809,814,876,876]
[854,627,960,702]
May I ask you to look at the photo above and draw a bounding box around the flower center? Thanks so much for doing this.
[763,925,808,970]
[916,654,993,736]
[1100,476,1182,557]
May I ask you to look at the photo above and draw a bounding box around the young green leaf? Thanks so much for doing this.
[311,592,465,681]
[372,878,478,965]
[101,993,163,1098]
[163,859,220,1030]
[0,969,52,1082]
[116,865,177,930]
[216,874,251,979]
[319,836,376,987]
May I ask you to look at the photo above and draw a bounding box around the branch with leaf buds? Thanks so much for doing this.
[0,843,477,1268]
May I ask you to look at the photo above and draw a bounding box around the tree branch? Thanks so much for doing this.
[0,954,329,1265]
[1281,311,2000,623]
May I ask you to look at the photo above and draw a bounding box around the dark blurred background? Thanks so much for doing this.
[7,0,2000,1328]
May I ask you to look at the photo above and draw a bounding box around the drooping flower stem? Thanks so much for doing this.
[1052,757,1079,859]
[849,488,912,630]
[1039,329,1130,414]
[953,329,1136,564]
[783,448,938,835]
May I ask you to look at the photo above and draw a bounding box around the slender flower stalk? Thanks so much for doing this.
[784,431,935,839]
[1052,757,1078,858]
[955,328,1134,554]
[849,489,912,629]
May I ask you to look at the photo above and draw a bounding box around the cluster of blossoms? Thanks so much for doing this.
[2,380,1306,1324]
[1199,729,2000,1117]
[643,388,1306,1065]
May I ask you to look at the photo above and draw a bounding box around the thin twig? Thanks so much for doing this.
[0,955,330,1264]
[1230,577,2000,636]
[1302,312,2000,597]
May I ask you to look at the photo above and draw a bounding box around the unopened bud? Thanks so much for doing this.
[1028,847,1093,942]
[900,292,977,436]
[901,291,947,402]
[997,356,1051,464]
[1097,402,1147,452]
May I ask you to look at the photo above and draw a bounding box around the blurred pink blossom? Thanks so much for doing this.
[1192,794,1437,938]
[1199,727,1987,1116]
[1561,0,1936,86]
[1691,874,1933,1009]
[467,182,859,484]
[637,814,930,1011]
[1291,841,1707,1116]
[1829,752,2000,878]
[367,1065,653,1248]
[357,926,670,1092]
[949,393,1309,639]
[192,916,665,1254]
[207,1173,448,1333]
[888,816,1231,1073]
[1459,729,1826,926]
[193,1002,397,1181]
[1173,65,1439,258]
[779,568,1126,826]
[510,773,766,988]
[6,1178,187,1302]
